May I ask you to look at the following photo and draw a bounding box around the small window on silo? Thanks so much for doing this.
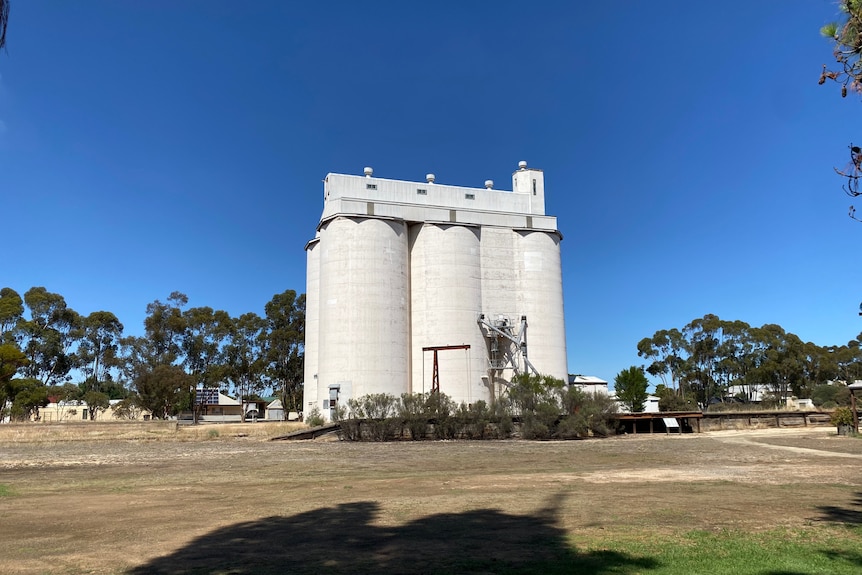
[416,188,427,195]
[366,184,377,190]
[465,193,475,200]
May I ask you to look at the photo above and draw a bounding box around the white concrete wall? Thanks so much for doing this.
[316,217,410,410]
[305,164,567,420]
[302,238,320,413]
[516,230,568,382]
[512,167,545,215]
[409,223,488,404]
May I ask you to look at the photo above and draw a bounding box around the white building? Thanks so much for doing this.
[304,162,568,419]
[569,375,609,395]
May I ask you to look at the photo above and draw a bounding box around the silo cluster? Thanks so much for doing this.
[304,162,567,419]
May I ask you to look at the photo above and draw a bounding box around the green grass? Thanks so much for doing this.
[565,526,862,575]
[274,525,862,575]
[0,483,15,497]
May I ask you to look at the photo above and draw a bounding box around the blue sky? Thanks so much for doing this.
[1,1,860,388]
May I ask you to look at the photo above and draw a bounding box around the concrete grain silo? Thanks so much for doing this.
[304,163,567,420]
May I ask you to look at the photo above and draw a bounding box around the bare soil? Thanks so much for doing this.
[0,424,859,574]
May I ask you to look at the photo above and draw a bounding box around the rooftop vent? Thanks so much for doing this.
[518,160,527,170]
[485,180,494,189]
[426,173,436,184]
[364,167,373,177]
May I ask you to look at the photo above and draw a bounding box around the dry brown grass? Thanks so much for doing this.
[0,420,306,443]
[0,425,859,574]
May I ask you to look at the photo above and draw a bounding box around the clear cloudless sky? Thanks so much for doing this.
[1,1,860,389]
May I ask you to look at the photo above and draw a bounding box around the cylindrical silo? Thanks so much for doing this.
[478,227,520,394]
[516,230,568,381]
[318,216,410,415]
[303,237,321,414]
[410,223,488,405]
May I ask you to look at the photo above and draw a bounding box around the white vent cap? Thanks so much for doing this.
[518,160,527,170]
[426,173,436,183]
[364,167,373,177]
[484,180,494,189]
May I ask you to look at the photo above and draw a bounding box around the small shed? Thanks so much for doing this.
[266,399,285,421]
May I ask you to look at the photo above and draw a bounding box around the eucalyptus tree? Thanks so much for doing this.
[73,311,127,419]
[822,340,862,386]
[133,364,194,420]
[224,312,267,421]
[637,328,687,394]
[143,291,188,364]
[682,314,725,407]
[0,342,28,418]
[799,341,838,395]
[18,287,81,386]
[77,311,124,388]
[752,324,804,404]
[118,292,190,418]
[181,306,231,423]
[0,287,23,344]
[5,378,47,421]
[263,290,305,413]
[715,320,752,387]
[835,342,855,383]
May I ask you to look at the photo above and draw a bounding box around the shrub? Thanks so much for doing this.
[555,388,618,438]
[490,397,514,439]
[338,394,400,441]
[521,401,559,440]
[656,387,698,412]
[305,406,325,427]
[509,373,564,415]
[399,392,430,440]
[361,393,401,441]
[555,413,587,439]
[830,406,855,426]
[585,392,619,436]
[334,401,362,441]
[426,392,458,439]
[458,400,491,440]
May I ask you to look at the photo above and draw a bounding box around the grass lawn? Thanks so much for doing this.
[0,423,859,574]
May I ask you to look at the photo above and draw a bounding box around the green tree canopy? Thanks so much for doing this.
[0,287,24,343]
[614,366,649,413]
[264,290,305,413]
[78,311,124,386]
[18,287,81,386]
[133,364,193,420]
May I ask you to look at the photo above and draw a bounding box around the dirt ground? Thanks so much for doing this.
[0,424,860,574]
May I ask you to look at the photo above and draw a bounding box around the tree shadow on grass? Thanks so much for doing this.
[127,495,659,575]
[815,491,862,525]
[820,549,862,568]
